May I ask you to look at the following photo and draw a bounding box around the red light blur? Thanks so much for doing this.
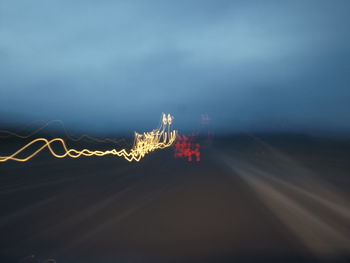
[174,135,200,162]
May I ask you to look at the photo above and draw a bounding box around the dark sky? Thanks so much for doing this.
[1,0,349,135]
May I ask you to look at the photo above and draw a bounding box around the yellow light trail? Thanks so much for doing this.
[0,113,177,162]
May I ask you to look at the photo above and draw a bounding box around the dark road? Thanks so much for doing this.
[1,136,350,263]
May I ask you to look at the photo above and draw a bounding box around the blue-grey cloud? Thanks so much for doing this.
[1,0,349,135]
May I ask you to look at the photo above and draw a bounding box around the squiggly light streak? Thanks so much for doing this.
[0,114,177,162]
[0,119,125,144]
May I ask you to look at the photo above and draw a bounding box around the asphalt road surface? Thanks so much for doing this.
[1,135,350,263]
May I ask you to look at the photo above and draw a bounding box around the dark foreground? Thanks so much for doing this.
[1,135,350,263]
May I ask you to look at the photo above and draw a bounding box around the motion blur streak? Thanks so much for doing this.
[221,140,350,257]
[0,120,124,144]
[0,113,177,162]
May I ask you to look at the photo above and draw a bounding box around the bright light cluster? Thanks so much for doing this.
[0,114,177,162]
